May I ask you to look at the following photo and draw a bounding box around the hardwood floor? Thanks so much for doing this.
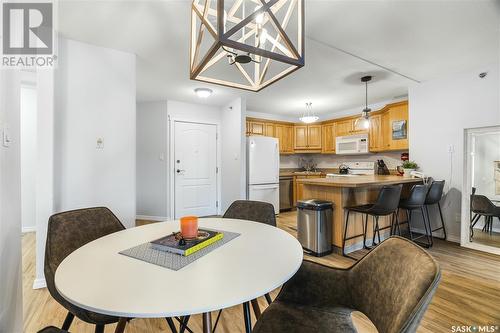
[23,211,500,333]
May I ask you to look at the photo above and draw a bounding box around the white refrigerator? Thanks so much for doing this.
[247,136,280,214]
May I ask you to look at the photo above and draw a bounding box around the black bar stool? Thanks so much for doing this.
[396,184,432,247]
[470,188,500,240]
[424,179,447,241]
[342,184,402,259]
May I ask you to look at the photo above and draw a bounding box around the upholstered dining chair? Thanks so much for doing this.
[44,207,125,333]
[38,327,69,333]
[253,236,441,333]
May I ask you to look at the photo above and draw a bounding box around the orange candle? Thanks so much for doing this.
[180,216,198,239]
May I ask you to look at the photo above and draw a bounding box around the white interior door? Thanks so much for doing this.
[174,122,217,218]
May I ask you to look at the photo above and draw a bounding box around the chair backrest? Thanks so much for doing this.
[404,184,430,207]
[350,237,440,333]
[425,180,445,205]
[371,185,403,214]
[44,207,125,308]
[223,200,276,227]
[471,193,497,215]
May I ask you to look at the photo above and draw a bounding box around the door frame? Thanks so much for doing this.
[168,117,221,219]
[460,125,500,255]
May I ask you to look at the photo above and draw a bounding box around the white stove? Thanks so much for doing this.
[326,161,375,178]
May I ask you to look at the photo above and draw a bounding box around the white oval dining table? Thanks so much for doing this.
[55,218,303,333]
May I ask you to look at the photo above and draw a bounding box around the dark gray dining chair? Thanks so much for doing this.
[470,187,500,239]
[44,207,125,333]
[253,236,441,333]
[38,327,69,333]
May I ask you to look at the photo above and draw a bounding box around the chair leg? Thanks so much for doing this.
[437,202,447,240]
[421,206,433,247]
[212,311,222,333]
[374,216,381,245]
[342,210,350,256]
[242,302,252,333]
[470,213,481,240]
[407,210,414,240]
[264,293,272,305]
[362,213,369,249]
[95,324,105,333]
[165,318,177,333]
[61,312,74,331]
[395,211,401,236]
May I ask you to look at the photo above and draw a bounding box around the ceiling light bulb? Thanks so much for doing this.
[300,115,319,124]
[194,88,213,98]
[255,7,264,24]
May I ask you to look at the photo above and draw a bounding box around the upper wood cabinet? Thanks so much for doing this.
[335,119,354,137]
[322,123,336,154]
[247,121,265,135]
[275,124,294,154]
[294,125,322,151]
[264,123,275,137]
[381,102,409,151]
[368,114,384,152]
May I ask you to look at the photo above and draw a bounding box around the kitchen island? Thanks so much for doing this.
[296,175,422,253]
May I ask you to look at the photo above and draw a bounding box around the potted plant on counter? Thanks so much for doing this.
[402,161,418,178]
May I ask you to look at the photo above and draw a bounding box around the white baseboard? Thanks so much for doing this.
[33,278,46,289]
[22,226,36,233]
[136,215,168,222]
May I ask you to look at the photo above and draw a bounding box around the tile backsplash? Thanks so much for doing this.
[280,151,406,170]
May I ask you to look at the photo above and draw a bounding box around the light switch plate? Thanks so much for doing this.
[3,127,11,147]
[96,138,104,149]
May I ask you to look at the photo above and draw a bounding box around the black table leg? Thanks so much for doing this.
[202,312,212,333]
[242,302,252,333]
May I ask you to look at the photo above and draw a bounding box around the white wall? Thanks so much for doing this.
[53,38,136,228]
[20,84,38,232]
[0,70,23,333]
[136,102,168,219]
[221,98,247,212]
[409,64,500,242]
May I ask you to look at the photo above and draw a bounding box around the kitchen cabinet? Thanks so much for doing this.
[247,121,265,135]
[264,123,275,137]
[275,124,294,154]
[293,174,325,206]
[335,119,354,137]
[322,123,336,153]
[294,125,322,151]
[381,102,409,151]
[368,114,384,152]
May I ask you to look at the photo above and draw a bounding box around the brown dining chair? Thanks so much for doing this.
[470,187,500,240]
[44,207,125,333]
[253,236,441,333]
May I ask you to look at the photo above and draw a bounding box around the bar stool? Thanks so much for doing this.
[424,179,447,241]
[342,184,402,258]
[396,184,432,247]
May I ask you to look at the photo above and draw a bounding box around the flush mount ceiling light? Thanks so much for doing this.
[354,75,372,130]
[299,102,318,123]
[194,87,213,98]
[189,0,305,92]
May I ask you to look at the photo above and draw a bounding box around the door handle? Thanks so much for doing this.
[176,169,185,174]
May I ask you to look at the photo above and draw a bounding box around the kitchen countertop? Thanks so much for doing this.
[296,175,422,188]
[279,171,323,177]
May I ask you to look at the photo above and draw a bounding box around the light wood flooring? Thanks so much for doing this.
[23,211,500,333]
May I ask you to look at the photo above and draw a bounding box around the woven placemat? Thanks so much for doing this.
[119,230,240,271]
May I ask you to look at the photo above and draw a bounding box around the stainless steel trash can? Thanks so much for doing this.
[297,199,333,256]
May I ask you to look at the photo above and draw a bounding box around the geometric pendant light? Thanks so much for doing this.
[189,0,305,92]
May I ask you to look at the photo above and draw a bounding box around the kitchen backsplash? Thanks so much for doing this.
[280,152,405,170]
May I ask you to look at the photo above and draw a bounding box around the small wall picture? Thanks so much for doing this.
[392,120,407,140]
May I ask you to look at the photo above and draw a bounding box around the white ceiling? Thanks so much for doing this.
[58,0,500,116]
